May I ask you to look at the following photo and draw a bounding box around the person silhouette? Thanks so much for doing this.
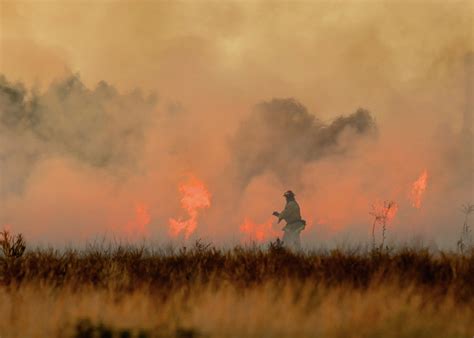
[272,190,306,249]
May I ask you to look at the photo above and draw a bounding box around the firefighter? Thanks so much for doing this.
[272,190,306,249]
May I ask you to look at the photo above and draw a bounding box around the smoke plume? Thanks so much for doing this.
[231,98,376,187]
[0,74,157,195]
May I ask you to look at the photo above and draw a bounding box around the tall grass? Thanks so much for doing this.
[0,236,473,337]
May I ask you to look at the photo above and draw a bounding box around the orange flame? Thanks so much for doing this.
[239,217,279,243]
[409,169,428,209]
[169,176,211,239]
[124,203,151,238]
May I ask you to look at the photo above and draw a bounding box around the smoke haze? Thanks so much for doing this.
[0,74,156,195]
[0,0,472,248]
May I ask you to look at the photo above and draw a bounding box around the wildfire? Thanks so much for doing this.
[169,176,211,239]
[409,169,429,209]
[239,217,279,243]
[124,203,151,238]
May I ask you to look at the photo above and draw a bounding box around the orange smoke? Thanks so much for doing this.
[169,176,211,239]
[371,200,399,224]
[124,203,151,238]
[409,169,429,209]
[239,217,280,243]
[386,203,398,223]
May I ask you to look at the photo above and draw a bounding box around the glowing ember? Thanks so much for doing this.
[239,217,279,243]
[169,176,211,239]
[124,203,151,237]
[409,169,429,209]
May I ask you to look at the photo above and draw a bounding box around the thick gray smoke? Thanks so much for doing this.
[0,74,157,195]
[230,98,377,187]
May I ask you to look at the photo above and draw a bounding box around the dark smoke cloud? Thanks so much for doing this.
[230,98,377,187]
[0,74,157,195]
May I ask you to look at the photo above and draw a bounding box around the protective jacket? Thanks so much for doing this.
[278,200,306,232]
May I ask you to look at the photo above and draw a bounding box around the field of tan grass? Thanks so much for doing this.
[0,238,473,338]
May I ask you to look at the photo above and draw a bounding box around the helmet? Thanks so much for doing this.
[283,190,295,198]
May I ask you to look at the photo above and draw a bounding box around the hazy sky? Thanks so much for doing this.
[0,0,473,248]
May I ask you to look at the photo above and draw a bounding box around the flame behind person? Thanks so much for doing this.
[272,190,306,250]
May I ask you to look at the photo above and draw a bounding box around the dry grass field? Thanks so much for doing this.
[0,236,473,338]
